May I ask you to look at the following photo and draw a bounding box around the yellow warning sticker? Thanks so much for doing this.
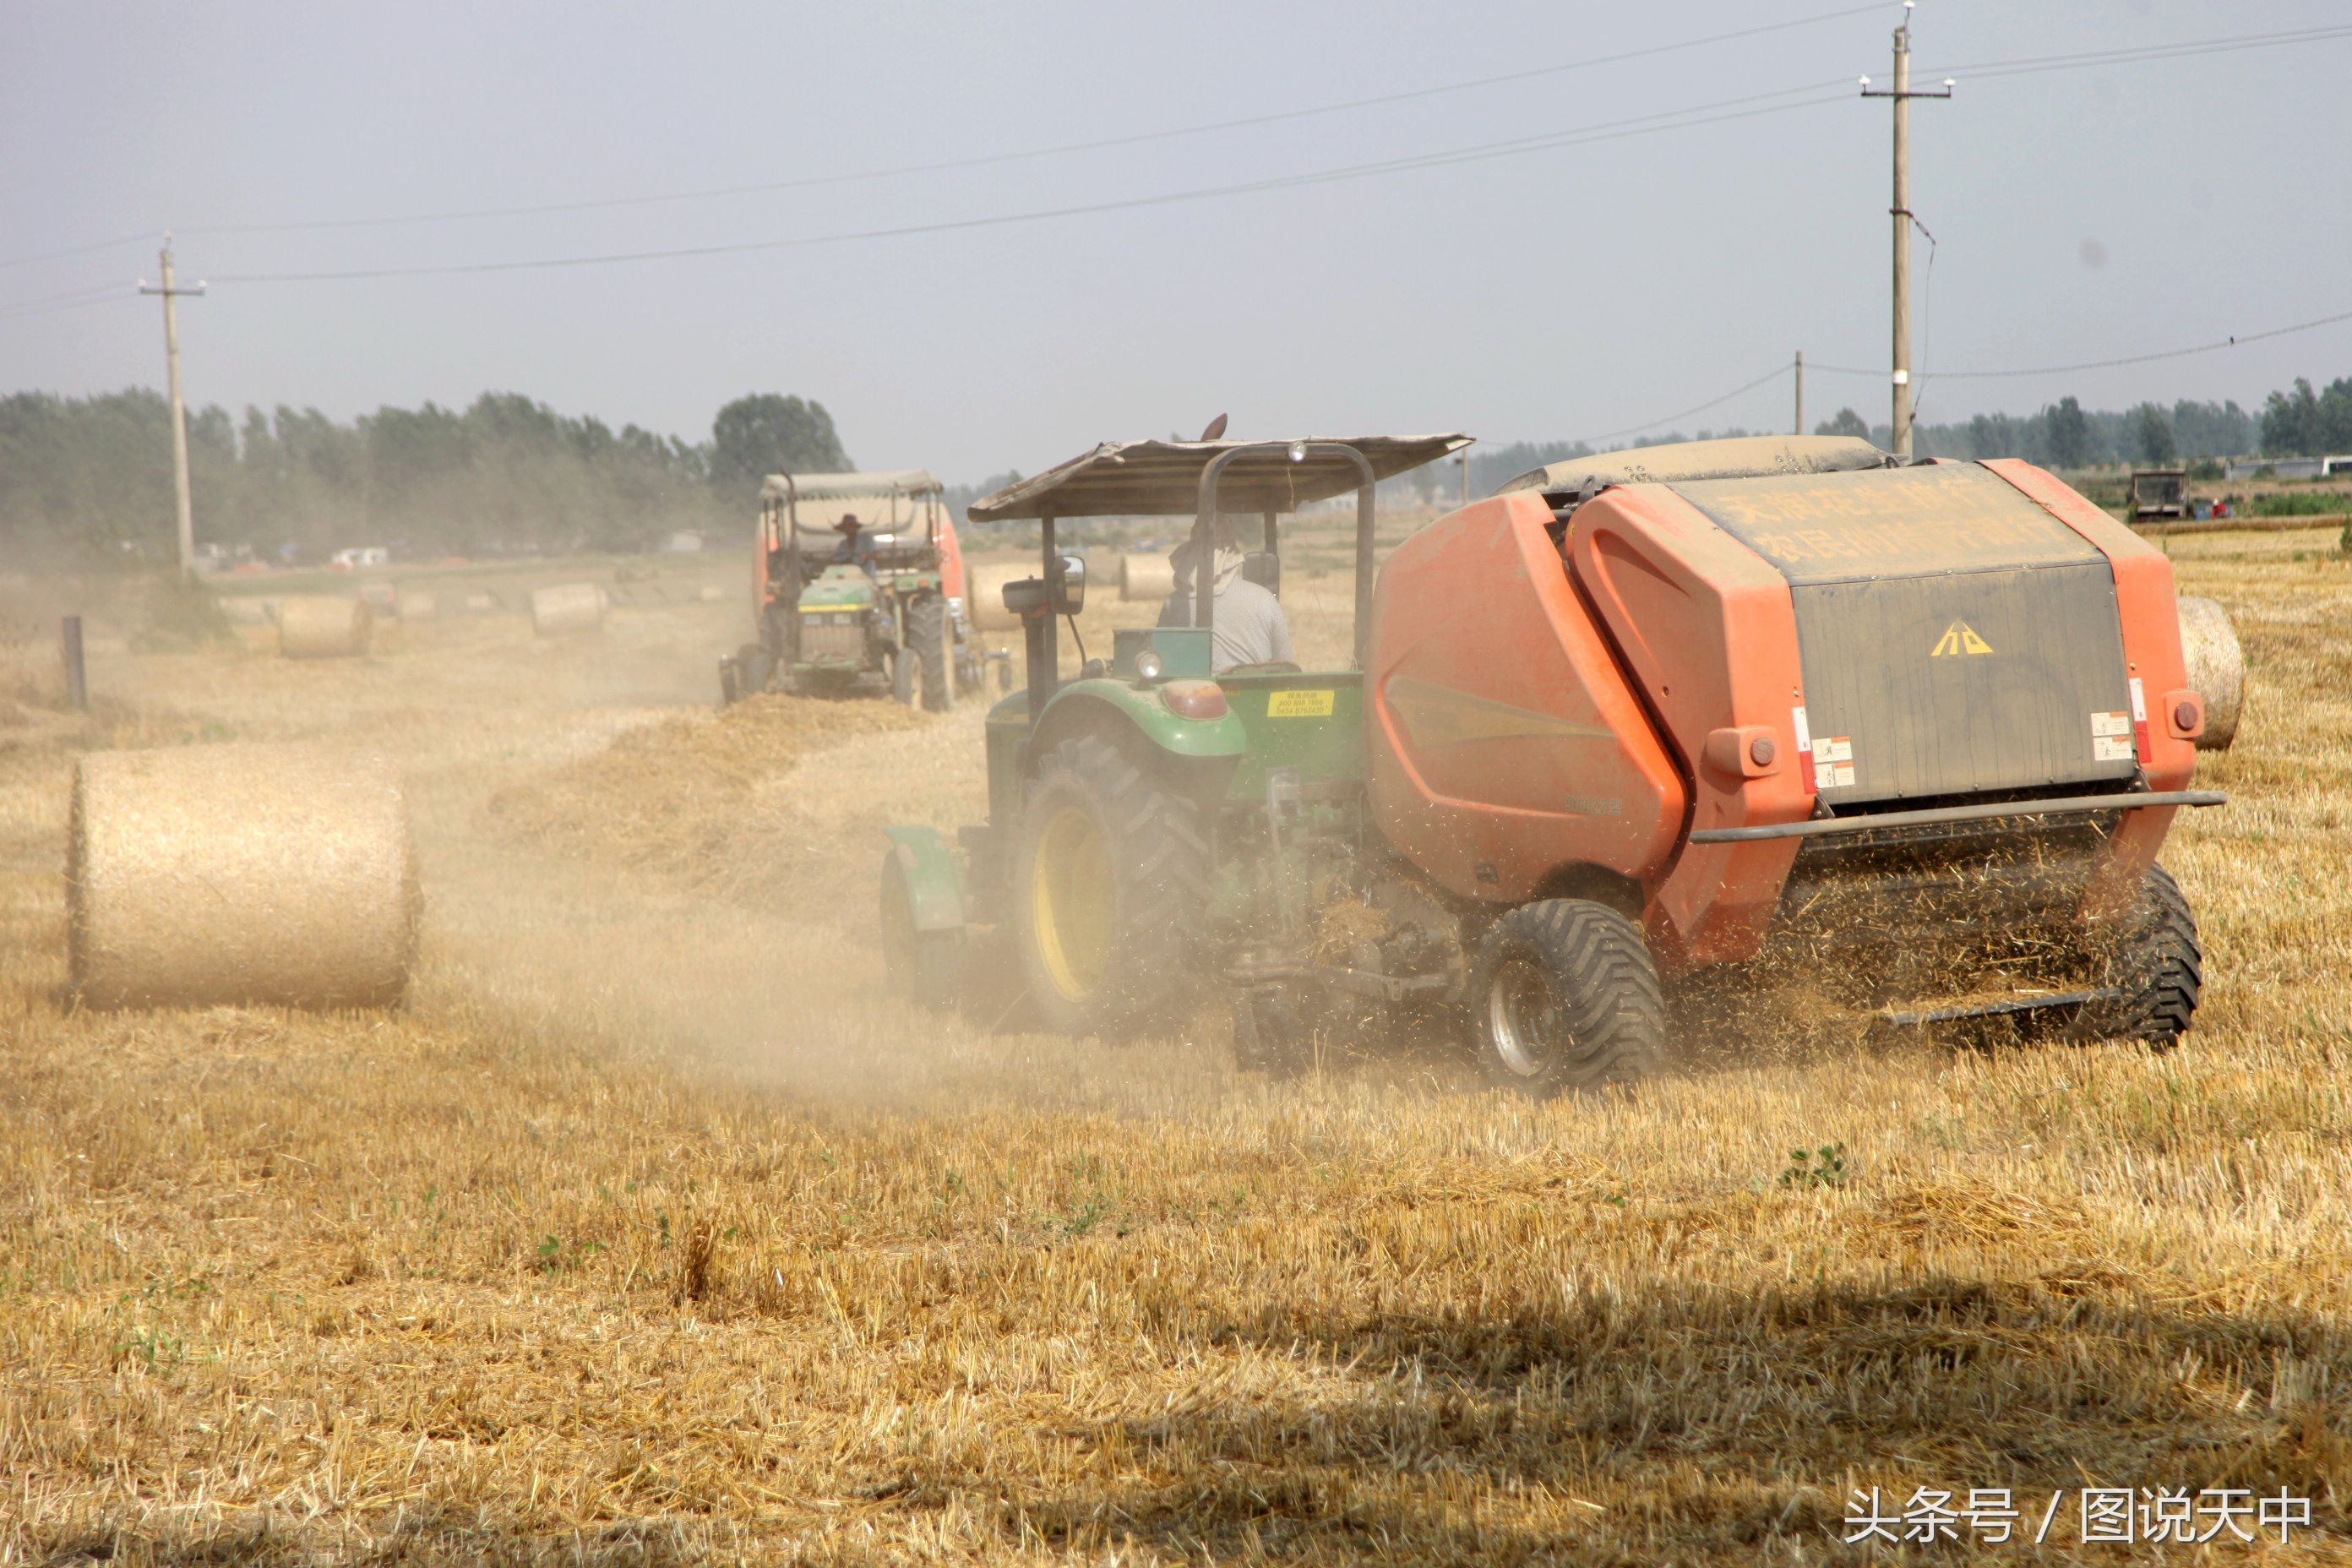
[1266,689,1336,718]
[1930,620,1995,657]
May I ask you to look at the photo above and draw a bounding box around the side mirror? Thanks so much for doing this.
[998,553,1090,619]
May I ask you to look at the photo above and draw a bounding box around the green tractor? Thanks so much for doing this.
[721,468,982,709]
[877,433,1470,1070]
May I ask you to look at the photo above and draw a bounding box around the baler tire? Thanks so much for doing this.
[1013,734,1208,1037]
[2084,863,2202,1049]
[1469,899,1665,1097]
[909,593,954,713]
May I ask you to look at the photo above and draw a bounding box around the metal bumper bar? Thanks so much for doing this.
[1688,789,2226,845]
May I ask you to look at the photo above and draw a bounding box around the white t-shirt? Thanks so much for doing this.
[1157,577,1293,672]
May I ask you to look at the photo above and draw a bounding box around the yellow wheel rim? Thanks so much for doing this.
[1031,803,1113,1002]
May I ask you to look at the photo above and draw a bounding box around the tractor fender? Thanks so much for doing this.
[881,825,966,933]
[1027,682,1248,770]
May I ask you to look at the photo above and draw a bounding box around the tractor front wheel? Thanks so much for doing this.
[908,592,954,713]
[1469,899,1664,1097]
[1014,734,1207,1037]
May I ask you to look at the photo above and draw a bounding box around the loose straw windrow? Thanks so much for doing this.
[68,743,420,1009]
[277,596,373,658]
[531,583,608,637]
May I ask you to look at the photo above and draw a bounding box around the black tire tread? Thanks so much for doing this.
[909,593,953,712]
[1016,733,1209,1035]
[1471,899,1665,1096]
[2093,863,2202,1048]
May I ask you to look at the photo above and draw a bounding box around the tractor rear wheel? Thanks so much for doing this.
[1469,899,1664,1097]
[879,858,962,1011]
[908,592,954,712]
[1014,734,1208,1037]
[2080,863,2201,1048]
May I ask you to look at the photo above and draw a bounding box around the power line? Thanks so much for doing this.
[1807,307,2352,381]
[178,3,1886,238]
[206,91,1851,284]
[1925,23,2352,83]
[191,24,2352,287]
[0,231,153,274]
[166,19,2352,247]
[1568,363,1794,449]
[14,19,2344,282]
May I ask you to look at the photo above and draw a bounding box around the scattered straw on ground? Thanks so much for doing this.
[484,694,932,906]
[2,530,2349,1563]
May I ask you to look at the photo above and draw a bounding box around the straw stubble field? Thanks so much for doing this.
[1,536,2349,1564]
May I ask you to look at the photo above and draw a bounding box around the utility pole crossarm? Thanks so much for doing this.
[1859,5,1952,460]
[138,237,207,578]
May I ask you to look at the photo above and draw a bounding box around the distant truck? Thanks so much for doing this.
[2128,470,2188,521]
[329,546,391,570]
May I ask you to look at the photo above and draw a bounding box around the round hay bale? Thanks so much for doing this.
[1119,552,1175,602]
[398,591,437,621]
[966,564,1032,634]
[2176,596,2244,750]
[530,582,607,637]
[277,596,373,659]
[463,591,498,613]
[68,743,419,1010]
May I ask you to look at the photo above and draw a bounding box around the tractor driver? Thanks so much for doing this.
[1157,518,1293,672]
[830,514,874,574]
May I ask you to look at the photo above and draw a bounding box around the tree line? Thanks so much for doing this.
[0,389,849,569]
[8,370,2348,569]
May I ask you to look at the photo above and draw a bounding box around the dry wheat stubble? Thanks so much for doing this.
[1,528,2348,1563]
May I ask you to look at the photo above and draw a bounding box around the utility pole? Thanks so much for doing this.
[1794,351,1805,436]
[1861,3,1951,458]
[139,236,206,577]
[1454,451,1468,507]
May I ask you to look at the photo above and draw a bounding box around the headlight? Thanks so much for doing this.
[1135,649,1164,682]
[1160,679,1227,720]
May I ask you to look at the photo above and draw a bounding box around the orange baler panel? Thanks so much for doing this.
[1983,458,2198,919]
[1365,493,1683,903]
[1566,487,1816,970]
[937,512,969,605]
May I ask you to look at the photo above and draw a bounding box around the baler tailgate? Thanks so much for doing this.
[1788,563,2135,801]
[1676,463,2137,806]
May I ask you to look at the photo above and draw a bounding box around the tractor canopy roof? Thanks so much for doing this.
[760,470,943,504]
[966,435,1472,521]
[1494,436,1893,498]
[761,470,945,536]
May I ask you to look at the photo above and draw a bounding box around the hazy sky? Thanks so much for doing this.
[4,1,2346,481]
